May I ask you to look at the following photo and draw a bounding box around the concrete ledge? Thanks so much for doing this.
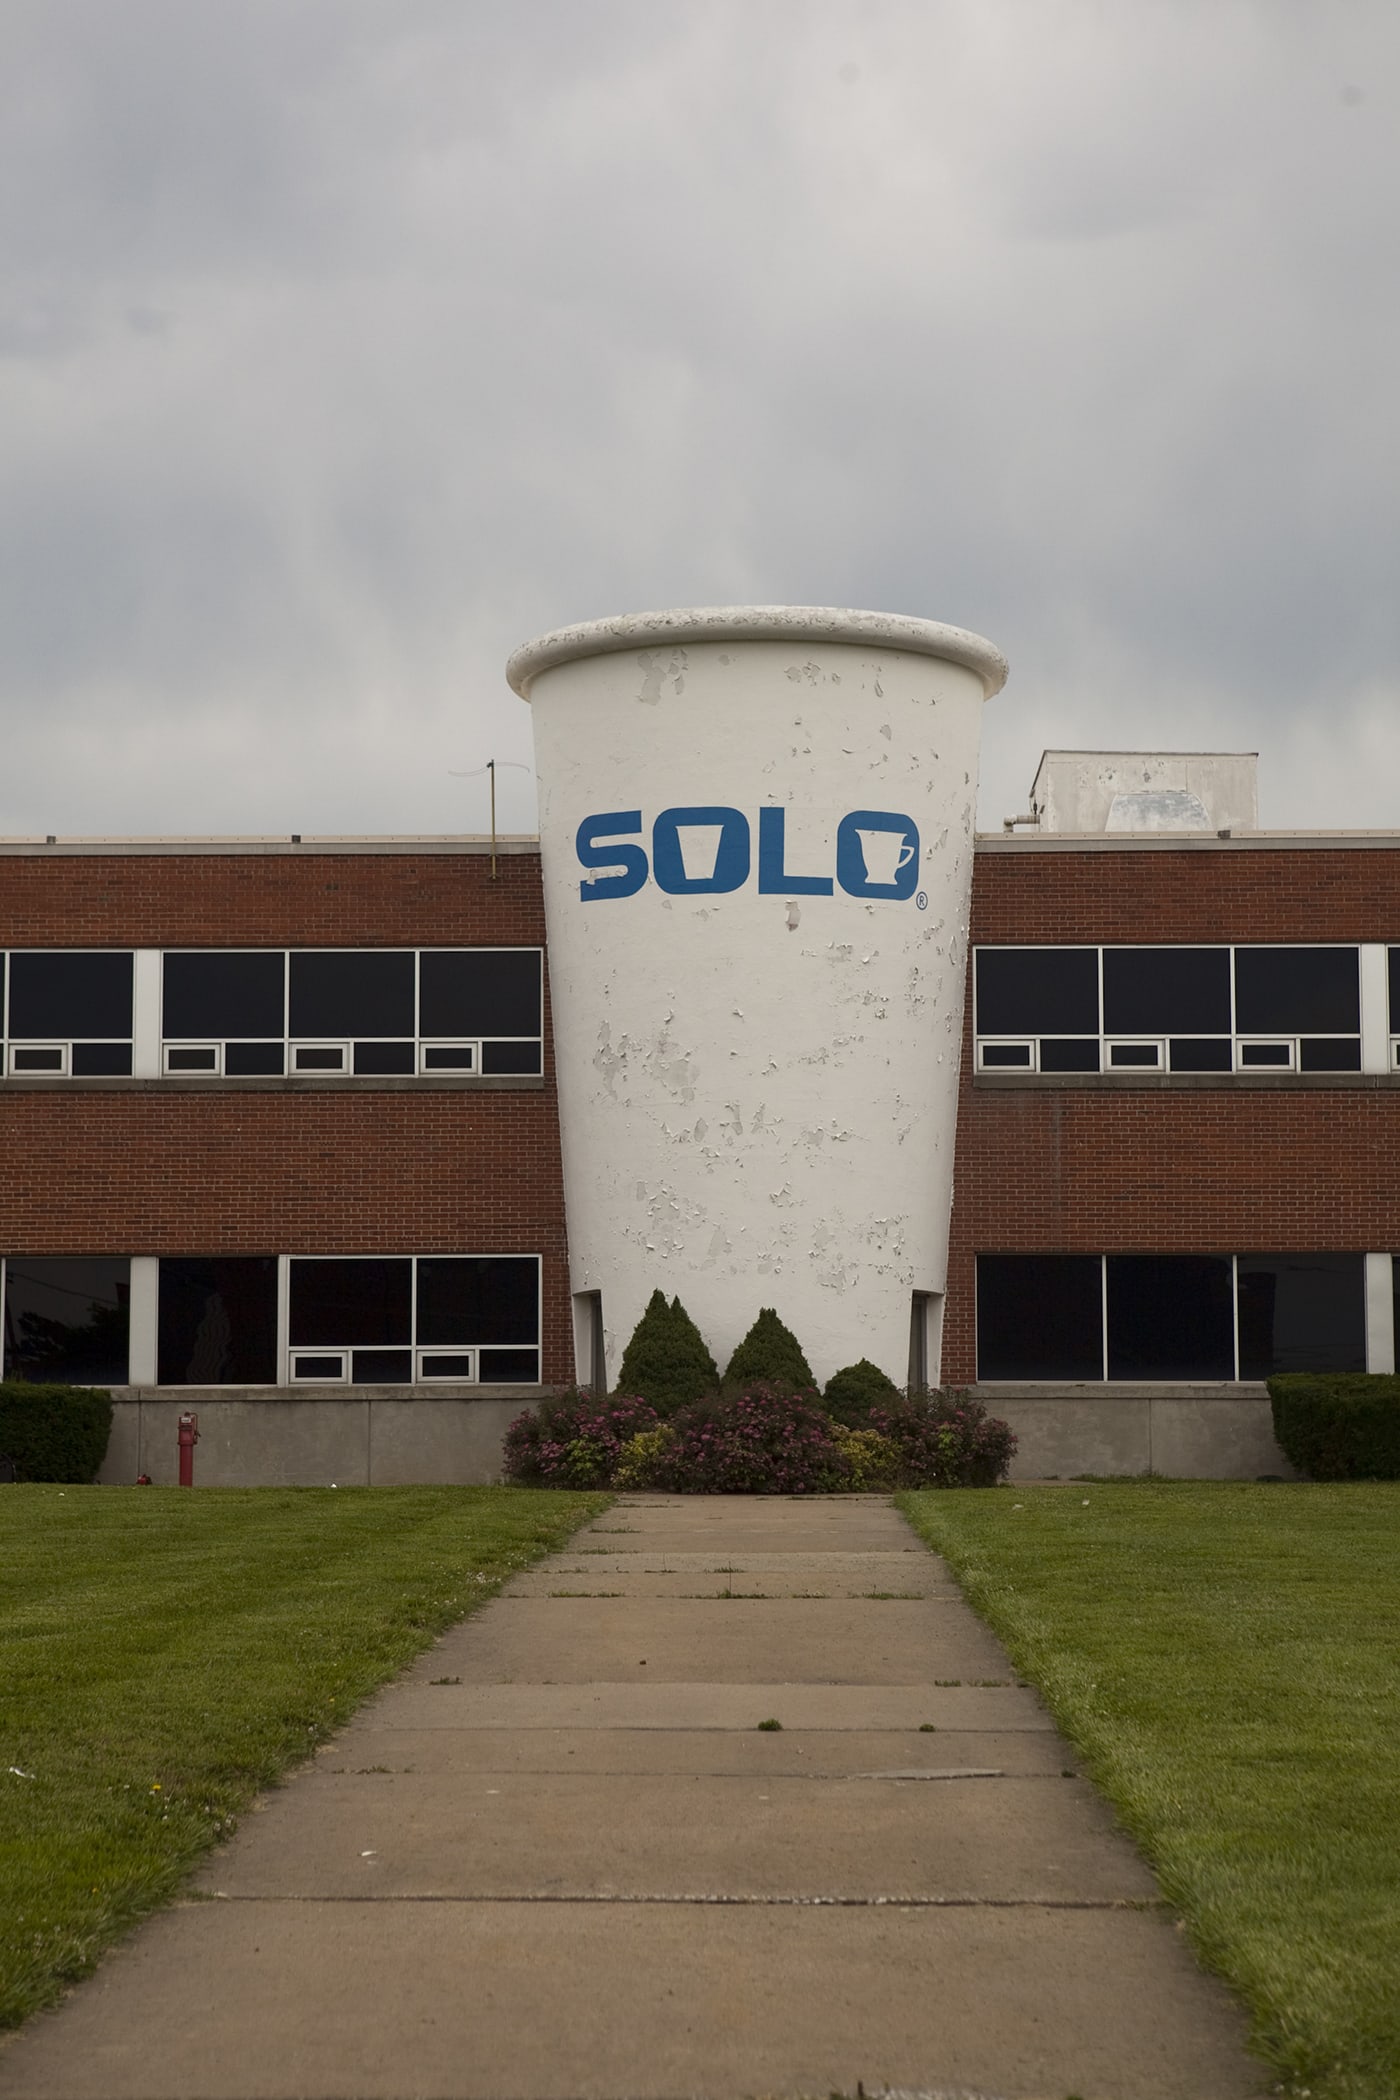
[972,1384,1298,1480]
[975,1071,1399,1091]
[0,1075,544,1094]
[97,1388,540,1487]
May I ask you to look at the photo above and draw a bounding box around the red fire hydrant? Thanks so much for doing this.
[177,1410,199,1488]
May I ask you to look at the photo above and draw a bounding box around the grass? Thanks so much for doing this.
[0,1484,607,2028]
[898,1481,1400,2100]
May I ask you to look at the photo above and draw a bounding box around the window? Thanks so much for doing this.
[975,945,1364,1076]
[157,1258,279,1385]
[1106,1256,1234,1379]
[4,952,134,1076]
[1237,1255,1366,1377]
[1,1258,130,1383]
[976,1251,1370,1380]
[155,948,543,1080]
[976,1256,1104,1380]
[287,1255,541,1384]
[162,953,286,1075]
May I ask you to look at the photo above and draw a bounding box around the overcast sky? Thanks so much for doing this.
[2,0,1397,839]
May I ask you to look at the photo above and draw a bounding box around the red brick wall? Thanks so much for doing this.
[0,850,574,1383]
[0,847,545,948]
[971,843,1400,945]
[943,845,1400,1383]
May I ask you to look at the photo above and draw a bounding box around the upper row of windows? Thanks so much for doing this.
[975,944,1396,1075]
[0,949,542,1079]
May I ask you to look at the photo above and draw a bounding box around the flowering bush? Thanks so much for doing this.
[868,1388,1017,1488]
[614,1424,676,1488]
[645,1383,850,1494]
[828,1421,902,1490]
[502,1389,660,1488]
[502,1381,1016,1492]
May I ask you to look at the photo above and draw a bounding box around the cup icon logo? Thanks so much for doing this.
[854,828,916,887]
[835,810,921,899]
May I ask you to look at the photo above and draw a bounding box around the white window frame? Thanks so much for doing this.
[282,1254,543,1387]
[1105,1038,1164,1071]
[7,1042,69,1076]
[163,1043,223,1075]
[147,947,543,1083]
[973,944,1371,1078]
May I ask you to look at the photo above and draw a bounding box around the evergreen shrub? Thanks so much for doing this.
[1269,1373,1400,1480]
[614,1291,718,1414]
[823,1357,900,1427]
[0,1382,113,1483]
[722,1308,814,1392]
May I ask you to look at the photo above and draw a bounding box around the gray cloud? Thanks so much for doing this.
[1,0,1397,838]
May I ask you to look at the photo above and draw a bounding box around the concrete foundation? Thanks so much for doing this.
[980,1383,1299,1480]
[93,1382,1295,1485]
[95,1388,530,1488]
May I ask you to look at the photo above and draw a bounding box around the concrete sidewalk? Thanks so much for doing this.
[0,1495,1265,2100]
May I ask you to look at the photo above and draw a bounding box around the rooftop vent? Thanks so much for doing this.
[1005,750,1258,835]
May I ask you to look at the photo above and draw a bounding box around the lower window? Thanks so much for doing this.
[287,1255,540,1384]
[976,1252,1368,1381]
[1,1258,131,1384]
[157,1258,279,1385]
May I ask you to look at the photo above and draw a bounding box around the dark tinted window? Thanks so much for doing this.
[1038,1039,1101,1073]
[1170,1038,1232,1071]
[288,1258,412,1346]
[416,1257,539,1345]
[289,953,414,1037]
[2,1257,130,1384]
[1103,948,1230,1034]
[1234,947,1359,1033]
[976,1255,1103,1379]
[1237,1255,1366,1378]
[481,1040,544,1076]
[157,1258,278,1385]
[70,1043,133,1076]
[353,1040,415,1075]
[419,951,541,1037]
[1391,949,1400,1034]
[8,953,133,1038]
[225,1042,285,1075]
[163,953,285,1038]
[974,949,1099,1036]
[1299,1038,1362,1072]
[351,1348,413,1383]
[479,1348,541,1382]
[1106,1256,1234,1378]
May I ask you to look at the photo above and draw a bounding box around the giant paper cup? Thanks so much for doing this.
[508,606,1006,1388]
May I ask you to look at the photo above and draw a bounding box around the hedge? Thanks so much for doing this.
[0,1382,114,1483]
[1268,1373,1400,1481]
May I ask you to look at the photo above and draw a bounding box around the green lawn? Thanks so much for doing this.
[899,1481,1400,2100]
[0,1484,607,2028]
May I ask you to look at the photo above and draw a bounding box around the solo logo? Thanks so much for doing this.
[577,807,920,902]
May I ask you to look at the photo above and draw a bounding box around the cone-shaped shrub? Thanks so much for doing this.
[722,1307,815,1392]
[823,1358,900,1428]
[615,1290,718,1415]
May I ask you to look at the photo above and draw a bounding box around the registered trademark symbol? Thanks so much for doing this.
[916,890,928,910]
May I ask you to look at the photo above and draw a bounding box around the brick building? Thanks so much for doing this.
[2,742,1396,1485]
